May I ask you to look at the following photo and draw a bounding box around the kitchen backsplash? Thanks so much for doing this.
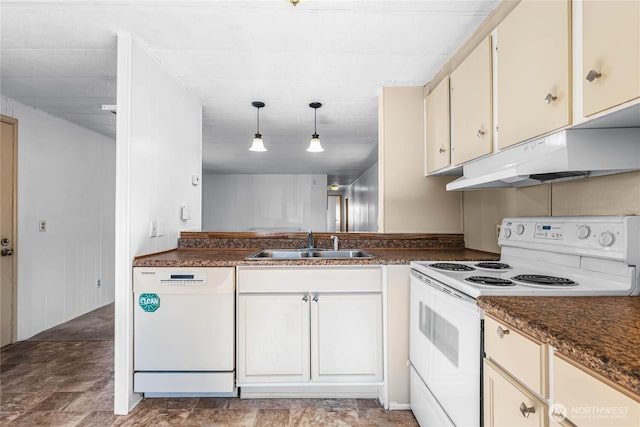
[464,170,640,253]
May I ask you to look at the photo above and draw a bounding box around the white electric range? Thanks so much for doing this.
[409,216,640,427]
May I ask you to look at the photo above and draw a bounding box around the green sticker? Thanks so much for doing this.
[139,293,160,312]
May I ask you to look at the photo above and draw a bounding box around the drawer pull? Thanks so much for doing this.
[496,326,510,339]
[544,93,558,104]
[519,402,536,418]
[586,69,602,82]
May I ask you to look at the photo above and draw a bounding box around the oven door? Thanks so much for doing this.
[410,269,481,427]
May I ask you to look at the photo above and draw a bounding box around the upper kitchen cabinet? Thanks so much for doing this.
[582,0,640,117]
[450,36,493,166]
[425,76,451,173]
[496,0,571,149]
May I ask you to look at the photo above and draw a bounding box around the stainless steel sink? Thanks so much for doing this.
[245,248,373,260]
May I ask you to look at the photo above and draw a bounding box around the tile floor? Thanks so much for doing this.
[0,308,418,426]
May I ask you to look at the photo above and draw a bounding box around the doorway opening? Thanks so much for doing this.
[1,115,18,347]
[327,195,343,232]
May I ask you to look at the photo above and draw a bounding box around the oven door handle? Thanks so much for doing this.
[410,269,476,304]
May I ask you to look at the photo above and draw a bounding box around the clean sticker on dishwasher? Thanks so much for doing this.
[139,293,160,312]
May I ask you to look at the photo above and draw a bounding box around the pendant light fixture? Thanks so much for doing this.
[307,102,324,153]
[289,0,301,5]
[249,101,267,152]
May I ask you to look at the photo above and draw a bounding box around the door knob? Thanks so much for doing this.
[1,248,14,256]
[544,93,558,104]
[1,238,9,246]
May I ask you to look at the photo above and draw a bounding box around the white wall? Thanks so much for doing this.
[1,96,115,340]
[203,174,327,232]
[346,163,378,232]
[114,34,202,414]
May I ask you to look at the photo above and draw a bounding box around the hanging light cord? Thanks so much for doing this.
[313,107,317,135]
[256,106,260,135]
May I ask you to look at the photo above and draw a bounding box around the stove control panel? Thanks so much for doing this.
[534,223,563,240]
[499,216,640,265]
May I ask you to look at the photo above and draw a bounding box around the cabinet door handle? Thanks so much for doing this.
[544,93,558,104]
[302,295,309,302]
[519,402,536,418]
[312,295,319,303]
[476,129,485,138]
[496,326,510,339]
[586,69,602,82]
[439,147,446,154]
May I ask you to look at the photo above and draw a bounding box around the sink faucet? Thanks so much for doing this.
[330,235,339,251]
[307,230,314,249]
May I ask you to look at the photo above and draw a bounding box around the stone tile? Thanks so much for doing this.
[289,407,360,426]
[30,391,84,411]
[77,410,121,427]
[11,410,88,426]
[254,408,290,426]
[357,408,419,426]
[64,388,114,412]
[137,397,199,410]
[355,399,383,409]
[227,398,294,410]
[187,408,261,426]
[0,391,52,412]
[0,410,22,424]
[195,397,231,409]
[114,408,192,426]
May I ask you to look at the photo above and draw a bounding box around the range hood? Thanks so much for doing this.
[446,128,640,191]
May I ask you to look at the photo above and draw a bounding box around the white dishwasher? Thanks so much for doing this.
[133,267,236,397]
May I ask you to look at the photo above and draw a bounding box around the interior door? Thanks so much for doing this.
[1,116,17,347]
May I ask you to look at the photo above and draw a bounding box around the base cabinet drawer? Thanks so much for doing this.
[484,359,548,427]
[553,355,640,427]
[484,315,547,397]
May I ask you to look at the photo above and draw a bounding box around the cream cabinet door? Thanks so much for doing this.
[426,76,451,173]
[553,354,640,427]
[237,294,310,383]
[497,0,571,149]
[451,36,493,165]
[310,293,382,383]
[484,360,548,427]
[583,0,640,116]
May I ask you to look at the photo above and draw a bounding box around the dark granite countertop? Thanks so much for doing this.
[133,247,499,267]
[478,296,640,397]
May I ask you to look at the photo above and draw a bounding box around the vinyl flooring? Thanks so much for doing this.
[1,305,418,426]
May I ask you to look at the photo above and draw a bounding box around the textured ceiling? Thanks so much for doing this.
[0,0,499,185]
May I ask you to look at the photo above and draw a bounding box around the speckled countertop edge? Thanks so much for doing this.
[478,296,640,397]
[133,247,500,267]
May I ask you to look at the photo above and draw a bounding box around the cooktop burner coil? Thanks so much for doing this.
[465,276,514,286]
[429,263,476,272]
[475,262,512,270]
[512,274,578,286]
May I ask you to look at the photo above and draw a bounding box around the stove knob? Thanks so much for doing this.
[516,224,525,235]
[599,231,615,247]
[576,225,591,239]
[503,228,512,238]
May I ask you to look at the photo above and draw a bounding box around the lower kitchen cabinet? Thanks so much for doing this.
[484,359,548,427]
[552,354,640,427]
[238,294,310,383]
[311,293,382,382]
[236,266,383,393]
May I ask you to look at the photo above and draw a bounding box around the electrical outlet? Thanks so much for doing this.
[149,220,158,238]
[97,279,102,288]
[39,220,47,232]
[496,224,502,239]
